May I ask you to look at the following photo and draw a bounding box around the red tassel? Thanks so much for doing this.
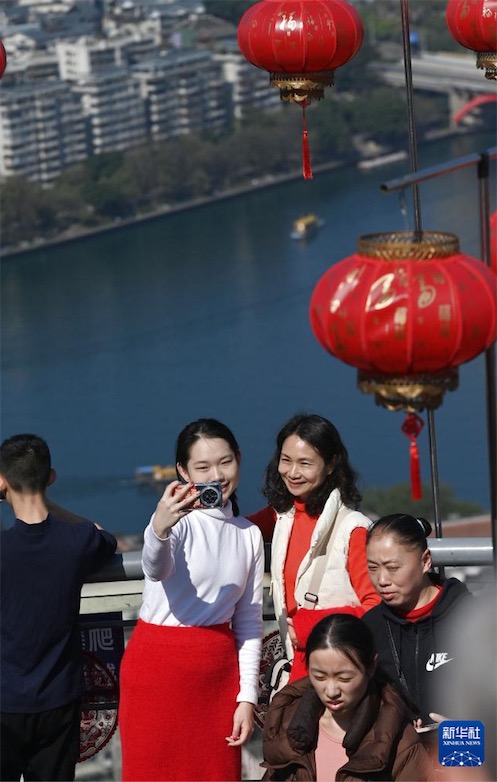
[302,107,313,180]
[409,439,422,500]
[401,413,424,500]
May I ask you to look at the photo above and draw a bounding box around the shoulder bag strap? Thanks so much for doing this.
[301,503,350,609]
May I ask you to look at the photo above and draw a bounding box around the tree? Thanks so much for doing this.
[0,177,45,247]
[362,482,485,524]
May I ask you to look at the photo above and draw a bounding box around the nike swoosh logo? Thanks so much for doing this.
[426,657,454,671]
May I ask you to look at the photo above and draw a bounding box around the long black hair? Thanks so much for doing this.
[262,413,362,516]
[366,513,432,551]
[175,418,241,516]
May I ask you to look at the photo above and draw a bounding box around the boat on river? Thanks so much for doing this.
[357,150,408,170]
[135,464,176,484]
[290,213,324,240]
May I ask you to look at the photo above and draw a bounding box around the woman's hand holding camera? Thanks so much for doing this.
[152,481,200,539]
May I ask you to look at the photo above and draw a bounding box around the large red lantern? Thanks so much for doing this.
[446,0,497,80]
[237,0,363,178]
[310,231,497,497]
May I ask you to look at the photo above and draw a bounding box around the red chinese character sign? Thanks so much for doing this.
[79,613,125,763]
[237,0,363,178]
[309,230,497,497]
[446,0,497,80]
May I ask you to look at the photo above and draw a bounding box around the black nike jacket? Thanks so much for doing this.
[363,575,472,724]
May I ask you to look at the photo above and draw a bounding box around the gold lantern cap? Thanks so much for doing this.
[357,230,460,261]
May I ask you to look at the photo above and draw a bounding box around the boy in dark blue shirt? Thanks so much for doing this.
[0,433,117,781]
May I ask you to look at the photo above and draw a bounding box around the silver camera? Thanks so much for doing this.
[194,481,223,508]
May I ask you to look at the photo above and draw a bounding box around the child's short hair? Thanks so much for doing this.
[0,434,52,493]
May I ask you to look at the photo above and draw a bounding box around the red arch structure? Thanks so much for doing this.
[453,94,497,124]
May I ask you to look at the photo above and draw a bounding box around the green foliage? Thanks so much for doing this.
[349,87,408,143]
[362,482,485,524]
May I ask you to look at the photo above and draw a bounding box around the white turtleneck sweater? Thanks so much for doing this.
[140,502,264,705]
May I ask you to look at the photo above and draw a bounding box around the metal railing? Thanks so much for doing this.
[86,539,495,585]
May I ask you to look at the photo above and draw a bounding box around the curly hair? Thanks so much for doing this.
[262,413,362,516]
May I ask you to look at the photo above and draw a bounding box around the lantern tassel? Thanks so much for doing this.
[401,413,424,500]
[409,438,422,500]
[302,107,313,180]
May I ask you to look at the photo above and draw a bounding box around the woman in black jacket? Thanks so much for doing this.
[262,614,434,781]
[363,513,472,727]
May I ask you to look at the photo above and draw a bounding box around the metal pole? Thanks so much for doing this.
[399,0,422,236]
[427,409,444,549]
[399,0,443,535]
[478,152,497,572]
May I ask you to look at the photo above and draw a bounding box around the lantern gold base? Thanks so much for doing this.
[269,72,334,104]
[477,51,497,80]
[358,369,459,412]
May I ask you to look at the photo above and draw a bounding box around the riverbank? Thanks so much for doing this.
[1,159,347,259]
[0,126,483,259]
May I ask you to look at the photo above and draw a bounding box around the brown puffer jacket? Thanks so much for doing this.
[262,677,435,781]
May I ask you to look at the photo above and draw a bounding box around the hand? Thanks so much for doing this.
[151,481,200,539]
[225,702,254,747]
[429,712,449,724]
[287,617,300,651]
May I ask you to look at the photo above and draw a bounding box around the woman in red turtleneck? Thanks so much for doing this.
[249,413,380,683]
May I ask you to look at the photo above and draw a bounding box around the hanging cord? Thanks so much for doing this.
[399,0,422,238]
[301,105,313,180]
[398,189,409,231]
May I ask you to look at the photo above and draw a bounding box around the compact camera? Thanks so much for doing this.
[194,481,223,509]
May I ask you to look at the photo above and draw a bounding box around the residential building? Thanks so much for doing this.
[214,41,282,120]
[73,68,147,154]
[0,81,88,183]
[132,48,231,140]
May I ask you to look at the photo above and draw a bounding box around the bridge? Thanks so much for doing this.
[376,51,497,123]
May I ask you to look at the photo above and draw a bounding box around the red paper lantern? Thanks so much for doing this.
[310,231,497,412]
[0,40,7,79]
[310,230,497,498]
[446,0,497,80]
[237,0,363,178]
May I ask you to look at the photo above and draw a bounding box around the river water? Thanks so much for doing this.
[1,131,496,534]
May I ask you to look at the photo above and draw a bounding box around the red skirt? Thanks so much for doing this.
[118,620,241,781]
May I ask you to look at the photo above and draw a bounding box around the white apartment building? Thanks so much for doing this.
[73,68,148,154]
[132,49,230,140]
[214,42,281,120]
[0,81,88,183]
[56,34,160,80]
[56,38,118,80]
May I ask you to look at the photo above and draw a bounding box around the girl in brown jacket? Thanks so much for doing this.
[262,614,435,781]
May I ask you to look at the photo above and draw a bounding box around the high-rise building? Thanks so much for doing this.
[132,49,231,141]
[0,81,88,183]
[73,68,148,154]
